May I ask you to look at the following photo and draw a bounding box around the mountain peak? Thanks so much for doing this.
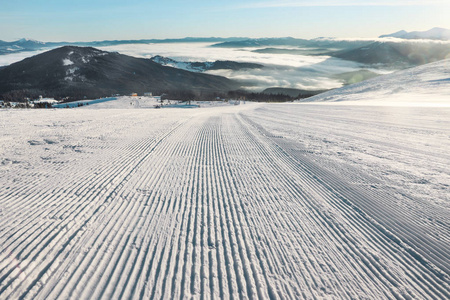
[17,38,45,44]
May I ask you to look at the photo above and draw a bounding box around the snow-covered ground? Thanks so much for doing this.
[299,59,450,107]
[1,62,450,299]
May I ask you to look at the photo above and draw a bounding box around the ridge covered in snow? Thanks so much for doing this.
[380,27,450,41]
[300,59,450,106]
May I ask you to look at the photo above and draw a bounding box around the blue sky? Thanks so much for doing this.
[1,0,449,41]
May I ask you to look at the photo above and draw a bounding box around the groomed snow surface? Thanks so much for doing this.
[0,102,449,299]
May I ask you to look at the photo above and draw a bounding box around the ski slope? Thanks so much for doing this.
[299,59,450,107]
[0,98,449,299]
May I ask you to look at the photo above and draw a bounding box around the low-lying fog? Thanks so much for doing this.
[0,42,393,92]
[99,43,382,91]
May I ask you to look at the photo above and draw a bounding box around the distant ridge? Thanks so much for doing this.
[0,37,249,55]
[210,37,371,50]
[379,30,408,39]
[379,27,450,40]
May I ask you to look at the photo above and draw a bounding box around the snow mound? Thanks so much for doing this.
[300,59,450,106]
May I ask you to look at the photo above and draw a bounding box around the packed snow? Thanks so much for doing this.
[1,62,450,299]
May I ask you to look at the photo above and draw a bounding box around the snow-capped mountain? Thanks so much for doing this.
[299,59,450,106]
[0,38,50,54]
[379,30,408,39]
[380,27,450,40]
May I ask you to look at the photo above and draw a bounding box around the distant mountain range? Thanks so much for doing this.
[379,27,450,40]
[211,37,372,51]
[0,38,46,54]
[0,37,248,55]
[0,46,240,101]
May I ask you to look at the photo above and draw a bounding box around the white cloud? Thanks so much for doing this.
[99,43,330,68]
[206,61,360,91]
[0,49,48,66]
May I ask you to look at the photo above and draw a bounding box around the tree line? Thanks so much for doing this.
[1,88,316,104]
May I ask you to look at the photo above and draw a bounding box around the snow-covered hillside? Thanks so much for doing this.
[300,59,450,106]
